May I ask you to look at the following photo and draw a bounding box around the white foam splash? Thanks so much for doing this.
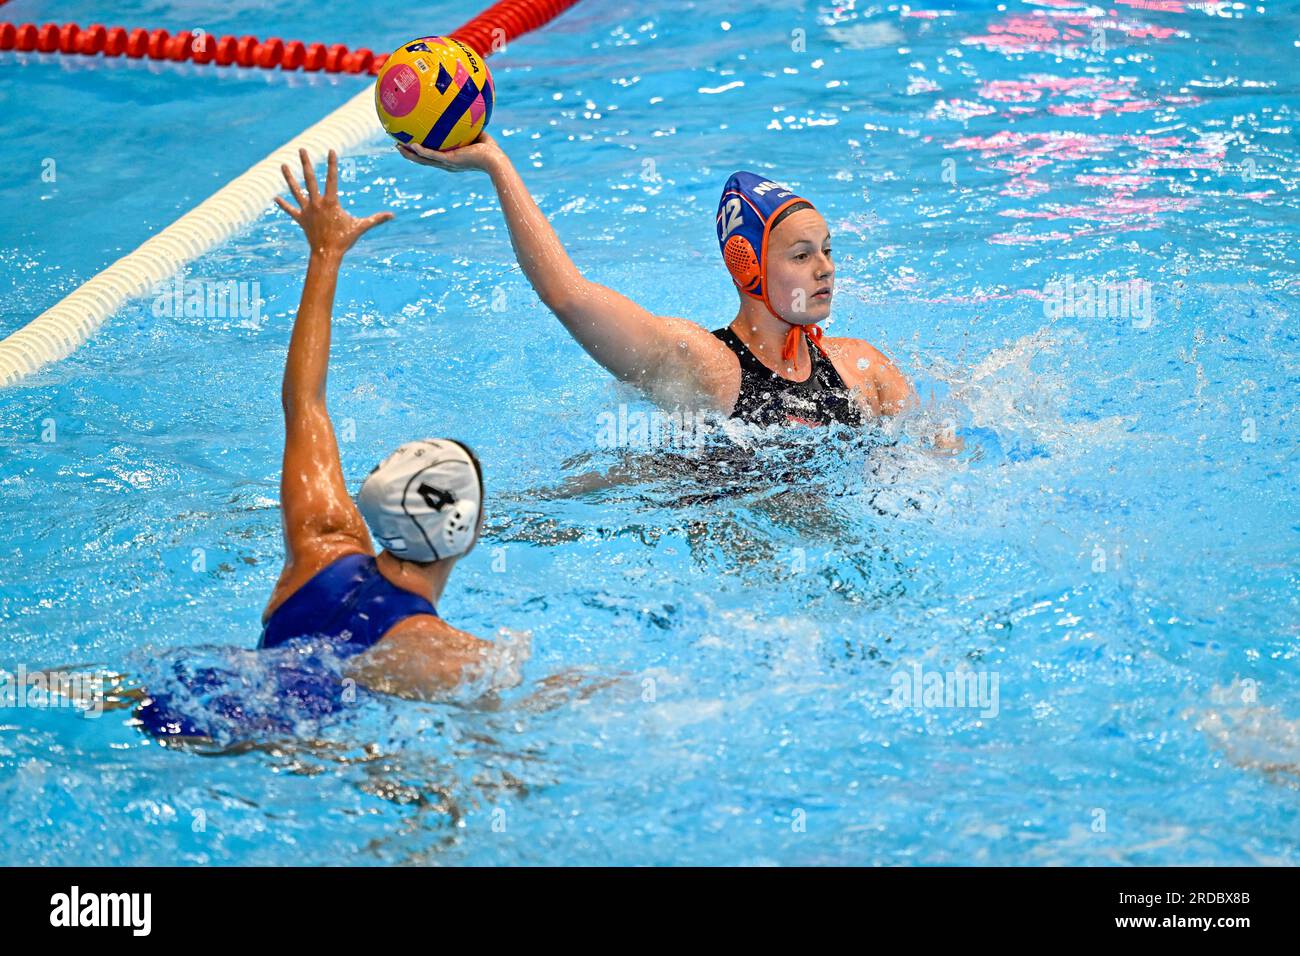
[827,23,906,49]
[1187,679,1300,784]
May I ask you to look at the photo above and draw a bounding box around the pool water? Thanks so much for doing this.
[2,0,1298,865]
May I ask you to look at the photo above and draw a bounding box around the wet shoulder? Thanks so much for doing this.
[825,336,900,388]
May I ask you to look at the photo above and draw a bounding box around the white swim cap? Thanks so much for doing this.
[358,439,483,562]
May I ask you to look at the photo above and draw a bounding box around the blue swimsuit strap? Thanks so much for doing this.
[259,552,438,652]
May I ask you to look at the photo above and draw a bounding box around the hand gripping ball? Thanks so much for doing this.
[375,36,494,151]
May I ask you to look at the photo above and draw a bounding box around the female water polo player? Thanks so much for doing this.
[135,150,491,741]
[397,134,921,431]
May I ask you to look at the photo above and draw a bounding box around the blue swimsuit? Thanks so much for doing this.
[136,553,438,741]
[257,552,439,653]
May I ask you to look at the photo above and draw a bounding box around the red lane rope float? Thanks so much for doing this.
[450,0,581,56]
[0,0,580,75]
[0,20,384,74]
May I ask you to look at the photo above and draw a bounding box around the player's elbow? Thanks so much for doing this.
[280,391,329,430]
[539,274,594,317]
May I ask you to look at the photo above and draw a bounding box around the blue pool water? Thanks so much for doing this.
[1,0,1298,865]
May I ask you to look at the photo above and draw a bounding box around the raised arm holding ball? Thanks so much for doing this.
[397,133,919,430]
[370,33,958,440]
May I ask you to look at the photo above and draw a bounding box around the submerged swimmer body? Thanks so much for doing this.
[398,135,942,436]
[136,151,493,744]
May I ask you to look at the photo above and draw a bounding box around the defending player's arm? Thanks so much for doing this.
[273,150,395,576]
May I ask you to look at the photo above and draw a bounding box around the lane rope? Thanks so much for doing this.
[0,22,387,75]
[0,0,582,386]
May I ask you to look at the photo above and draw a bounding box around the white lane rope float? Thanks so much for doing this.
[0,84,381,387]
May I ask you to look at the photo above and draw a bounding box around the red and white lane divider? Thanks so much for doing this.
[0,22,386,74]
[0,0,583,386]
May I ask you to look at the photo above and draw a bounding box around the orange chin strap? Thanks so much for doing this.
[779,318,829,364]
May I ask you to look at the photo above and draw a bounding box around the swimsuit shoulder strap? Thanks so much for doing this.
[260,553,438,652]
[346,559,440,647]
[712,325,866,427]
[714,325,833,389]
[808,343,866,426]
[711,326,772,379]
[809,338,853,393]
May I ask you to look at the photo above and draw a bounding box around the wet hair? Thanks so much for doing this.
[447,439,484,503]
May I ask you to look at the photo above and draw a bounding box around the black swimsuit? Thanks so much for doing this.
[712,327,865,428]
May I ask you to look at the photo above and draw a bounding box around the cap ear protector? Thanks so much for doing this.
[358,439,484,563]
[722,234,761,294]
